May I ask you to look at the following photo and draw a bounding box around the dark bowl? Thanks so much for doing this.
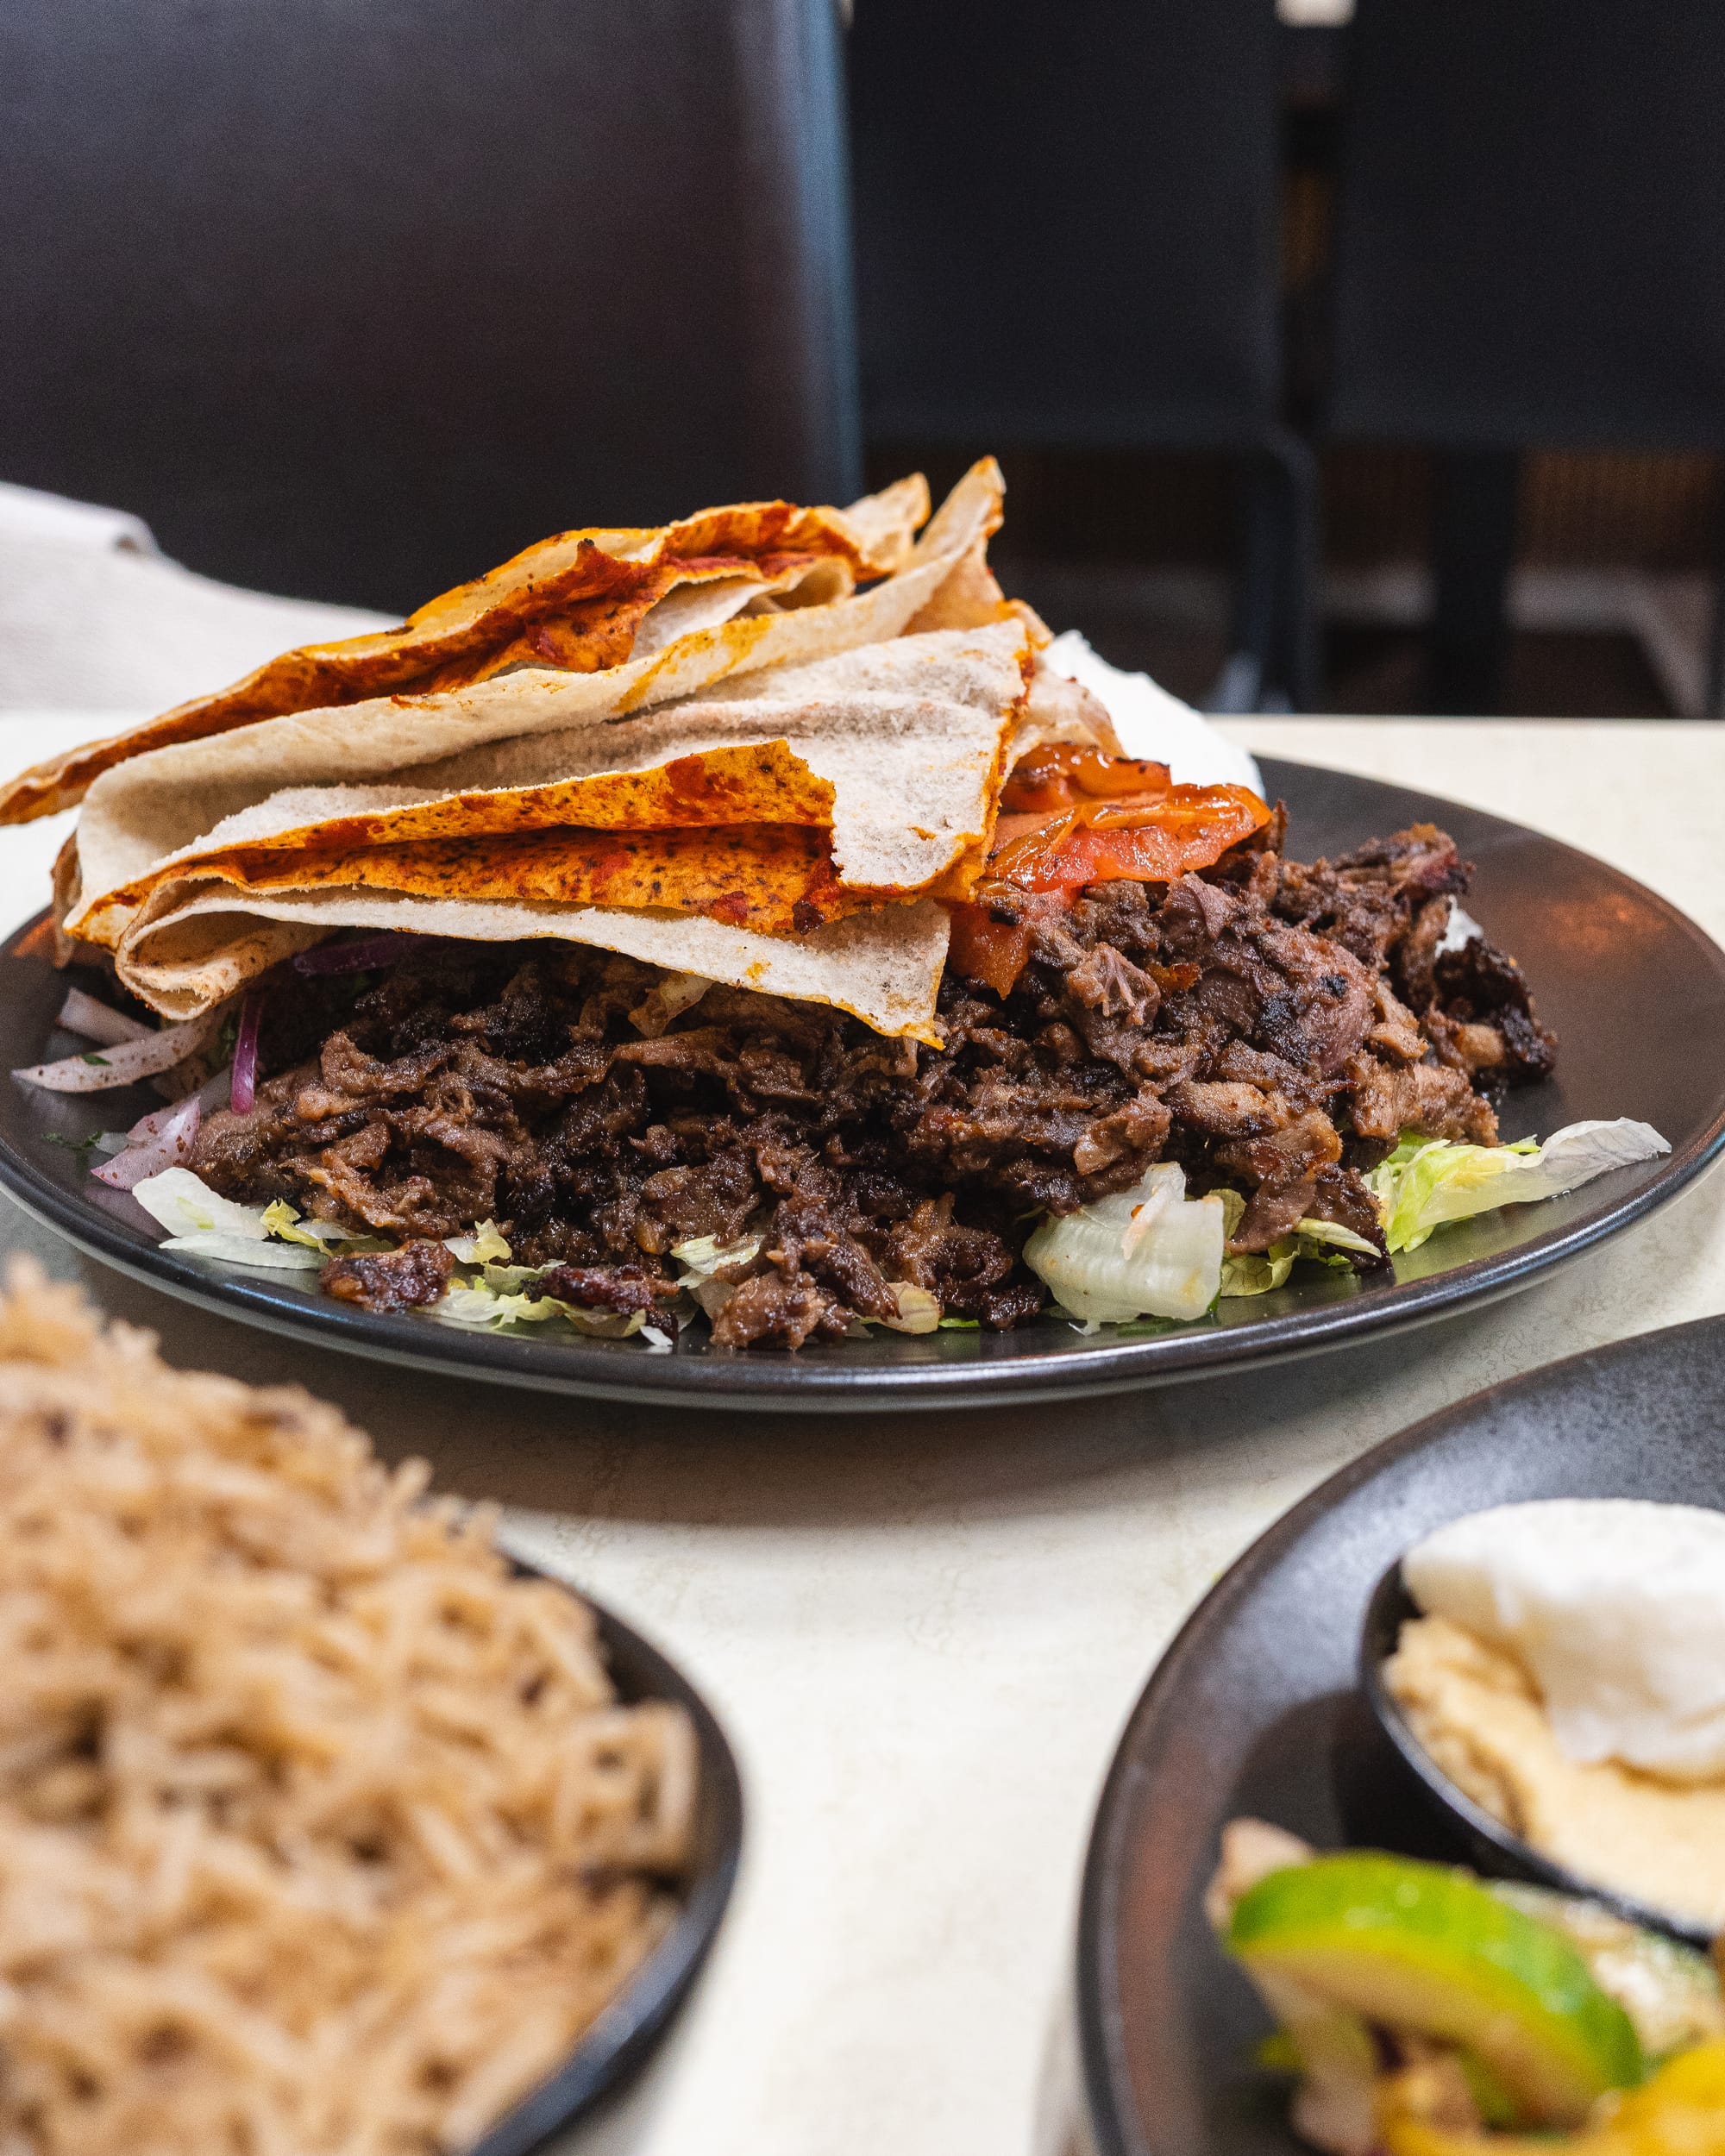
[469,1579,743,2155]
[1358,1559,1712,1950]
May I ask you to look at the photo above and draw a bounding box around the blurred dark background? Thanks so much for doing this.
[3,0,1722,715]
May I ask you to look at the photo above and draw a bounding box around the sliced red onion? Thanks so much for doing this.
[13,1008,219,1094]
[127,1075,229,1142]
[91,1094,201,1190]
[291,932,418,977]
[55,986,154,1047]
[125,1098,186,1144]
[229,992,264,1118]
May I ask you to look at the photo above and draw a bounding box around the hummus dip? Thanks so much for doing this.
[1385,1614,1725,1932]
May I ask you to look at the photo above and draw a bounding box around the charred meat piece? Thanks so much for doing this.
[710,1271,854,1350]
[1305,1163,1391,1258]
[1274,822,1468,972]
[1430,934,1558,1085]
[1215,1108,1345,1251]
[532,1263,679,1316]
[323,1239,455,1312]
[1346,1051,1499,1146]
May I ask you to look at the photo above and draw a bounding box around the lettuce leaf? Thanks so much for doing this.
[130,1169,392,1272]
[260,1200,386,1254]
[442,1219,512,1265]
[1365,1119,1669,1253]
[862,1282,942,1334]
[1219,1244,1295,1300]
[671,1232,763,1283]
[1024,1163,1226,1323]
[435,1272,645,1338]
[131,1168,667,1341]
[155,1232,325,1273]
[132,1168,323,1270]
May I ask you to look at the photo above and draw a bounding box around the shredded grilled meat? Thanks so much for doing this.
[187,819,1554,1346]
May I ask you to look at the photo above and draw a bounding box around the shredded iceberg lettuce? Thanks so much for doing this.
[1024,1163,1226,1323]
[1292,1217,1382,1259]
[259,1200,386,1254]
[433,1251,654,1337]
[435,1269,645,1338]
[131,1169,324,1271]
[127,1112,1670,1343]
[879,1282,941,1334]
[671,1232,762,1282]
[1365,1119,1670,1253]
[1213,1118,1666,1293]
[442,1219,512,1264]
[438,1282,555,1328]
[857,1282,942,1335]
[131,1169,388,1269]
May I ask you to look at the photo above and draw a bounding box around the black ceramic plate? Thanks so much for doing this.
[1077,1313,1725,2156]
[474,1580,741,2156]
[3,759,1724,1412]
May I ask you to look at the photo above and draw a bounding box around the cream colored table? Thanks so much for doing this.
[2,716,1722,2156]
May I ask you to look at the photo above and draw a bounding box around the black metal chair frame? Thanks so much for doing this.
[1324,0,1725,717]
[845,0,1316,713]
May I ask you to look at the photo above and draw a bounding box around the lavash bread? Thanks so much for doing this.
[66,462,1008,941]
[0,474,933,824]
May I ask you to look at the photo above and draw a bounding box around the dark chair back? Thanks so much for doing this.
[850,0,1283,447]
[0,0,861,611]
[1330,0,1725,452]
[849,0,1314,709]
[1327,0,1725,711]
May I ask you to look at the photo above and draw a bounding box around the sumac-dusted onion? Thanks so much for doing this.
[12,1008,220,1093]
[91,1094,202,1190]
[55,986,153,1047]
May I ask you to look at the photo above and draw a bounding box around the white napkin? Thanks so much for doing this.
[1043,630,1265,795]
[0,482,394,711]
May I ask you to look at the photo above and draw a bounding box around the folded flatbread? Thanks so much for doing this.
[116,888,957,1044]
[0,473,933,824]
[91,623,1032,920]
[66,461,1016,938]
[103,623,1060,1039]
[29,462,1101,1042]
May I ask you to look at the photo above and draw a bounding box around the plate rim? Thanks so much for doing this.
[473,1574,743,2155]
[1072,1308,1725,2156]
[4,757,1724,1411]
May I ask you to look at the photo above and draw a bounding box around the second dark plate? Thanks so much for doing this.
[1077,1313,1725,2156]
[3,758,1723,1410]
